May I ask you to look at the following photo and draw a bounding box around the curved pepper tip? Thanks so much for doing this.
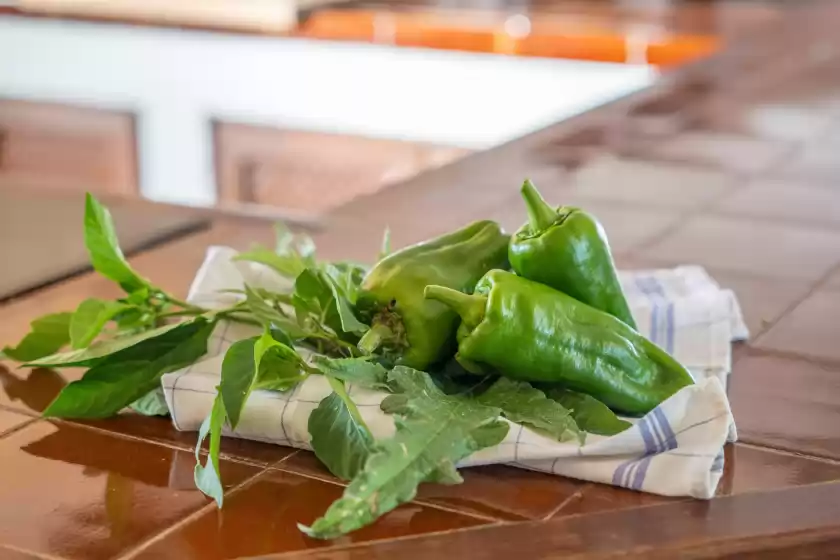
[520,179,557,233]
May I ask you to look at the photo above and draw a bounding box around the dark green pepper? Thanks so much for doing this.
[509,180,636,328]
[356,220,509,370]
[424,269,694,415]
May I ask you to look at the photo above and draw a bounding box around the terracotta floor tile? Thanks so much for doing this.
[716,444,840,496]
[755,289,840,362]
[703,268,811,337]
[0,546,49,560]
[0,420,258,560]
[131,469,491,559]
[77,415,297,468]
[484,194,682,255]
[704,103,835,142]
[640,215,840,282]
[644,130,791,174]
[277,451,584,521]
[553,443,840,520]
[555,483,680,518]
[0,407,32,435]
[782,128,840,183]
[729,354,840,459]
[712,179,840,227]
[827,269,840,289]
[567,156,735,210]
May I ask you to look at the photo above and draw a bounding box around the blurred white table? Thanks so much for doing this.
[0,16,656,206]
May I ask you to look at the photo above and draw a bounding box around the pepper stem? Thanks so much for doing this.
[521,179,557,233]
[358,322,393,355]
[424,286,486,328]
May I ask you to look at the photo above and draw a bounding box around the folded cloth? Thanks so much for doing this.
[162,246,744,499]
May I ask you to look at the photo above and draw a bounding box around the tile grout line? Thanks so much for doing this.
[116,467,272,560]
[0,543,68,560]
[269,462,503,524]
[542,484,590,521]
[250,518,514,560]
[736,440,840,467]
[0,416,38,440]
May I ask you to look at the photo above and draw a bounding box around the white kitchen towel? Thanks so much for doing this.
[162,246,744,499]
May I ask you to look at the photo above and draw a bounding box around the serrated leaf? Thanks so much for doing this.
[309,378,374,481]
[43,318,214,418]
[194,392,225,506]
[220,331,307,429]
[477,378,583,444]
[129,386,170,416]
[69,298,130,349]
[27,320,195,368]
[84,193,148,292]
[301,366,508,539]
[2,312,72,362]
[543,388,632,436]
[312,356,390,391]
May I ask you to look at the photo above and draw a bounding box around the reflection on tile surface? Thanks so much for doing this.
[133,469,490,559]
[716,444,840,496]
[556,483,679,517]
[755,289,840,361]
[641,215,840,281]
[78,414,297,467]
[0,421,258,560]
[0,366,83,416]
[279,451,584,521]
[730,354,840,459]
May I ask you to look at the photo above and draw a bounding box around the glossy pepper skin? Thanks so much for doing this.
[509,180,637,329]
[356,220,509,370]
[425,269,694,416]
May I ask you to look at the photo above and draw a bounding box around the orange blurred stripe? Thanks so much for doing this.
[298,10,721,67]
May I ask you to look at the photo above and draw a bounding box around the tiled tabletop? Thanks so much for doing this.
[4,2,840,559]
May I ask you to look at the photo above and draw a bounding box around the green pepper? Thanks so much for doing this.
[356,220,509,370]
[509,180,636,328]
[424,269,694,415]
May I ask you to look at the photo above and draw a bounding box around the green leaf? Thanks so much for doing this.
[312,356,390,391]
[84,193,148,292]
[2,312,72,362]
[322,262,366,305]
[477,378,583,444]
[309,377,375,481]
[194,392,225,506]
[243,285,307,338]
[254,330,309,391]
[129,387,170,416]
[69,298,130,349]
[234,246,307,279]
[301,366,508,539]
[220,332,308,429]
[543,388,632,437]
[43,318,214,419]
[318,269,368,336]
[379,227,391,261]
[27,319,195,368]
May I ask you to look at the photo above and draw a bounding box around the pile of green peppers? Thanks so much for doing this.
[357,180,694,416]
